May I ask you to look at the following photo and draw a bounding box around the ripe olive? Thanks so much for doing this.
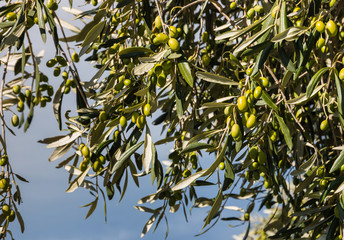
[326,20,338,37]
[143,103,151,116]
[237,96,248,112]
[168,38,180,51]
[119,116,127,128]
[231,123,241,139]
[315,21,325,33]
[320,119,329,131]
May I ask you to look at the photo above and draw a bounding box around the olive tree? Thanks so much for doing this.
[0,0,344,239]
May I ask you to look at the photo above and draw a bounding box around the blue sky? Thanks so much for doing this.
[2,1,250,239]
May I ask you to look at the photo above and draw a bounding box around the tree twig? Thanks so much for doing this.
[265,64,306,132]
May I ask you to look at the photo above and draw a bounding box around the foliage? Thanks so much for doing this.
[1,0,344,239]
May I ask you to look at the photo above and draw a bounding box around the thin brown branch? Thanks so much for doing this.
[54,13,90,109]
[0,48,11,151]
[265,64,306,132]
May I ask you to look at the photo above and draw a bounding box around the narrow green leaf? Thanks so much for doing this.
[110,141,143,174]
[85,197,98,219]
[278,46,296,72]
[171,169,207,191]
[261,90,279,112]
[279,1,288,33]
[196,71,239,85]
[287,84,325,105]
[271,26,308,42]
[333,69,344,117]
[53,81,65,130]
[142,126,153,174]
[180,142,214,154]
[119,47,153,59]
[178,58,193,87]
[81,21,105,47]
[281,70,293,89]
[275,114,293,150]
[306,67,330,98]
[66,165,91,193]
[215,14,269,41]
[202,188,223,229]
[330,150,344,173]
[233,26,273,56]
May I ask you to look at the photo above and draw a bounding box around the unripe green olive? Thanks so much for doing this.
[326,20,338,37]
[246,114,256,128]
[11,115,19,127]
[168,38,180,51]
[143,103,151,116]
[99,111,107,122]
[81,146,90,157]
[237,96,248,112]
[119,116,127,128]
[136,115,146,129]
[72,52,79,62]
[315,21,325,33]
[246,8,255,19]
[6,12,17,21]
[155,15,162,30]
[320,119,329,131]
[231,123,241,138]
